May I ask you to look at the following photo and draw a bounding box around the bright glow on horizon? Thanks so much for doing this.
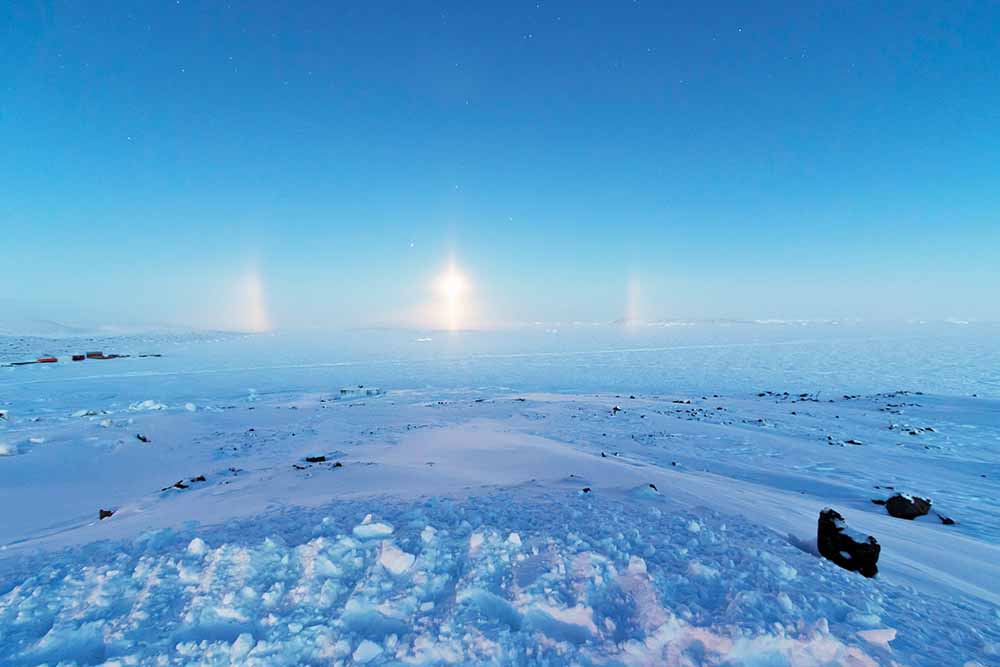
[242,268,271,333]
[435,263,469,331]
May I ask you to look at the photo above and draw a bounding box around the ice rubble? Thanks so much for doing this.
[1,495,996,666]
[128,400,168,412]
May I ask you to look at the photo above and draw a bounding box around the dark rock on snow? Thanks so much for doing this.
[817,508,880,578]
[937,513,956,525]
[136,434,150,443]
[99,508,115,520]
[885,493,931,520]
[305,455,327,463]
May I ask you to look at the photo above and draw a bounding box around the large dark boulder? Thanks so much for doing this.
[817,508,880,578]
[885,494,931,520]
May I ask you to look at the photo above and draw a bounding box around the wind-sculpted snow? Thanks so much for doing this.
[3,494,995,666]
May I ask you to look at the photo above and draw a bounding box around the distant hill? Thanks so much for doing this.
[0,317,93,338]
[0,316,216,339]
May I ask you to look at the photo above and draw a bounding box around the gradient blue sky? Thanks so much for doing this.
[2,1,998,330]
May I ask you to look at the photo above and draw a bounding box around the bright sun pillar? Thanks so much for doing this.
[436,264,468,331]
[242,267,271,332]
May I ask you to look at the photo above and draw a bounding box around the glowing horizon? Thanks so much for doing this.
[435,262,470,331]
[241,267,271,333]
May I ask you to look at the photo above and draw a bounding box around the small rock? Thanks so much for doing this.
[305,455,327,463]
[845,439,864,446]
[190,475,206,482]
[936,513,956,525]
[136,434,150,443]
[648,483,658,492]
[817,508,880,578]
[885,494,931,520]
[99,508,115,520]
[581,487,591,494]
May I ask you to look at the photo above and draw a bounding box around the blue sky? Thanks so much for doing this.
[2,1,998,330]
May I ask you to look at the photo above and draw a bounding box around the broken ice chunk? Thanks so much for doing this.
[353,516,394,539]
[378,541,415,575]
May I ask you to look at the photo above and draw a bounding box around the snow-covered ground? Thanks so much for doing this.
[0,327,998,665]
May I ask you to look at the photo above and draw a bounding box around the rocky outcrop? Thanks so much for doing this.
[885,494,931,520]
[817,508,880,578]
